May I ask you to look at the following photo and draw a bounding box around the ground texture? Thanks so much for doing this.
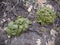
[0,0,60,45]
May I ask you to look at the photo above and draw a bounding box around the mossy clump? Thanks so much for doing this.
[36,7,56,25]
[6,16,32,36]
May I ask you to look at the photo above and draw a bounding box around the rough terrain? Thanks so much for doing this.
[0,0,60,45]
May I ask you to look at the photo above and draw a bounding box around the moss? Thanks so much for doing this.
[6,16,32,36]
[36,7,56,25]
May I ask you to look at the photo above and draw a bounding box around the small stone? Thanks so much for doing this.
[27,5,33,12]
[4,27,7,30]
[8,36,10,38]
[34,3,38,10]
[50,29,58,37]
[36,39,41,45]
[29,28,33,30]
[25,2,30,7]
[46,39,55,45]
[3,12,7,17]
[33,21,36,23]
[7,18,11,21]
[46,4,53,9]
[2,19,6,22]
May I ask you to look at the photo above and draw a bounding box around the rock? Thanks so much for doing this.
[3,12,7,17]
[2,19,6,22]
[0,30,8,45]
[10,32,41,45]
[46,4,53,9]
[46,39,55,45]
[8,36,11,38]
[7,18,11,21]
[50,29,58,37]
[36,39,41,45]
[27,5,33,12]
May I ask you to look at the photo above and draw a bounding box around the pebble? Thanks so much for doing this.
[2,19,6,22]
[36,39,41,45]
[46,39,55,45]
[3,12,7,17]
[7,18,11,21]
[8,36,11,38]
[46,4,53,9]
[4,27,7,30]
[27,5,33,12]
[50,29,58,37]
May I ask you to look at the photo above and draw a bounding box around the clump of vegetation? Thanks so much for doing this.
[6,16,32,36]
[36,7,56,25]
